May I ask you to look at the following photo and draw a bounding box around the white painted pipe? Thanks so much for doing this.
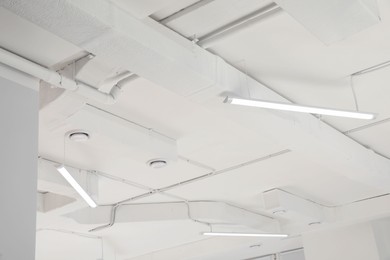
[0,47,120,104]
[0,47,74,90]
[198,3,282,49]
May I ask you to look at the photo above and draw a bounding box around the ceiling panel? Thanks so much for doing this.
[97,177,149,205]
[324,64,390,131]
[36,230,102,260]
[209,0,390,80]
[205,0,390,131]
[348,121,390,158]
[89,78,285,170]
[168,151,382,208]
[189,238,302,260]
[0,7,84,67]
[105,220,206,258]
[157,0,273,38]
[96,157,211,189]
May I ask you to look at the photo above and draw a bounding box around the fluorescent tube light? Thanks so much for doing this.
[202,232,288,238]
[56,165,97,208]
[224,97,376,120]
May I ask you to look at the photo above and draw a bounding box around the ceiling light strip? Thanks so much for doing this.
[202,232,288,238]
[56,165,97,208]
[225,97,375,120]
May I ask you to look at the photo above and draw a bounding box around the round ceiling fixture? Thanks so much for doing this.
[148,159,168,169]
[69,131,90,142]
[272,209,287,215]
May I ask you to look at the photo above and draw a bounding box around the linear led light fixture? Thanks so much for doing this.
[202,232,288,238]
[56,165,97,208]
[224,97,376,120]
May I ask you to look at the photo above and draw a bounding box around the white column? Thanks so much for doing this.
[0,68,39,259]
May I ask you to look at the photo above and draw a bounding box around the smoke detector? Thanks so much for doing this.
[147,159,168,169]
[69,131,90,142]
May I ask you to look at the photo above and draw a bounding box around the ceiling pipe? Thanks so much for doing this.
[0,47,124,104]
[159,0,215,25]
[352,59,390,76]
[197,3,282,48]
[88,150,289,232]
[84,200,276,232]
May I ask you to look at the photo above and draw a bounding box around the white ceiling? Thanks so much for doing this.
[1,0,390,259]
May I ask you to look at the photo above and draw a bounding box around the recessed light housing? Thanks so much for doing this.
[224,96,376,120]
[56,165,97,208]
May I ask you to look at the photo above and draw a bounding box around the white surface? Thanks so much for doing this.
[0,7,83,67]
[371,218,390,260]
[274,0,380,44]
[303,223,380,260]
[0,0,390,259]
[36,230,102,260]
[281,249,305,260]
[57,166,97,208]
[0,75,38,259]
[109,0,182,18]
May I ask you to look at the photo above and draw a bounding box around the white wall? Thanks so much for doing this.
[280,249,305,260]
[371,218,390,260]
[0,74,38,259]
[303,223,381,260]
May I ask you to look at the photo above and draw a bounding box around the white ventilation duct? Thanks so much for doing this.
[66,201,279,233]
